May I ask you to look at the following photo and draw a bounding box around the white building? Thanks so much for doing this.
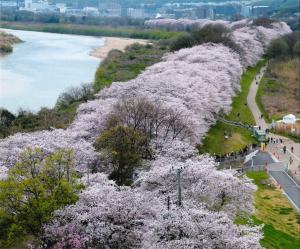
[56,3,66,13]
[0,1,18,7]
[83,7,99,16]
[127,8,144,18]
[99,2,122,17]
[24,0,32,9]
[21,0,50,12]
[241,5,252,17]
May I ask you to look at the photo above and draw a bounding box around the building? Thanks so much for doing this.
[20,0,50,12]
[99,1,122,17]
[252,6,271,17]
[241,5,252,17]
[195,6,214,19]
[126,8,144,19]
[0,0,18,8]
[83,7,99,16]
[56,3,66,13]
[253,126,266,142]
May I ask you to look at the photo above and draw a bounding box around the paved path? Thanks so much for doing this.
[269,170,300,211]
[247,65,300,181]
[247,64,300,212]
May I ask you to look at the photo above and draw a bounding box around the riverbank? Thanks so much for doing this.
[90,37,149,58]
[0,21,181,40]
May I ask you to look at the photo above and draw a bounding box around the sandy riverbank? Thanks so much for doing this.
[90,37,149,58]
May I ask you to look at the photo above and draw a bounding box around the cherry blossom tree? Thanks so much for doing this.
[138,152,256,217]
[42,174,164,249]
[42,171,262,249]
[142,207,262,249]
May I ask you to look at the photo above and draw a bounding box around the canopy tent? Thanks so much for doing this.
[282,114,296,124]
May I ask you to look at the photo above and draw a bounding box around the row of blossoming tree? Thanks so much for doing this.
[0,19,291,248]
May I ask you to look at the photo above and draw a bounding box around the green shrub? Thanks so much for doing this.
[0,148,82,247]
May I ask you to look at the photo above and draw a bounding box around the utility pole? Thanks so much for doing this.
[177,168,182,206]
[87,167,90,186]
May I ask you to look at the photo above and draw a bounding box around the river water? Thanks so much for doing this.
[0,29,104,113]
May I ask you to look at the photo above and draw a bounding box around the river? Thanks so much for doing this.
[0,29,104,113]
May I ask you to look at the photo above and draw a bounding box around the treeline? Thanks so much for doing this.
[169,23,240,52]
[0,21,180,40]
[267,31,300,59]
[1,8,145,27]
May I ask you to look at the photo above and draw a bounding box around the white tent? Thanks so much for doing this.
[282,114,296,124]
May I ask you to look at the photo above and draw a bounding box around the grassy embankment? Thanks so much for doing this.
[256,58,300,142]
[199,59,267,155]
[0,21,182,40]
[94,42,169,92]
[241,171,300,249]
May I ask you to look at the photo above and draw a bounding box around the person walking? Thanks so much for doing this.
[291,146,294,153]
[283,146,287,154]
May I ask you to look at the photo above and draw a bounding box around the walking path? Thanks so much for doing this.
[247,64,300,212]
[247,65,300,181]
[269,170,300,212]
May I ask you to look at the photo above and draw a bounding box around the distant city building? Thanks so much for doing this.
[56,3,66,13]
[0,0,18,7]
[241,5,252,17]
[195,6,214,19]
[20,0,51,12]
[83,7,99,16]
[252,6,271,17]
[24,0,32,8]
[98,1,122,17]
[127,8,144,19]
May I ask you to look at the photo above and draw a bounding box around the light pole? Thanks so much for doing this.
[177,168,182,206]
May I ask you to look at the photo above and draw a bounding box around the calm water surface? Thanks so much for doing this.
[0,29,104,113]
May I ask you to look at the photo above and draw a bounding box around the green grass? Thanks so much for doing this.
[257,220,300,249]
[226,59,266,124]
[199,121,256,155]
[247,171,270,188]
[200,59,266,155]
[0,21,182,40]
[94,43,168,92]
[246,171,300,249]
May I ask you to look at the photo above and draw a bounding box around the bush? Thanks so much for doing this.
[170,24,241,53]
[267,32,300,59]
[267,39,289,58]
[55,83,94,110]
[293,40,300,56]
